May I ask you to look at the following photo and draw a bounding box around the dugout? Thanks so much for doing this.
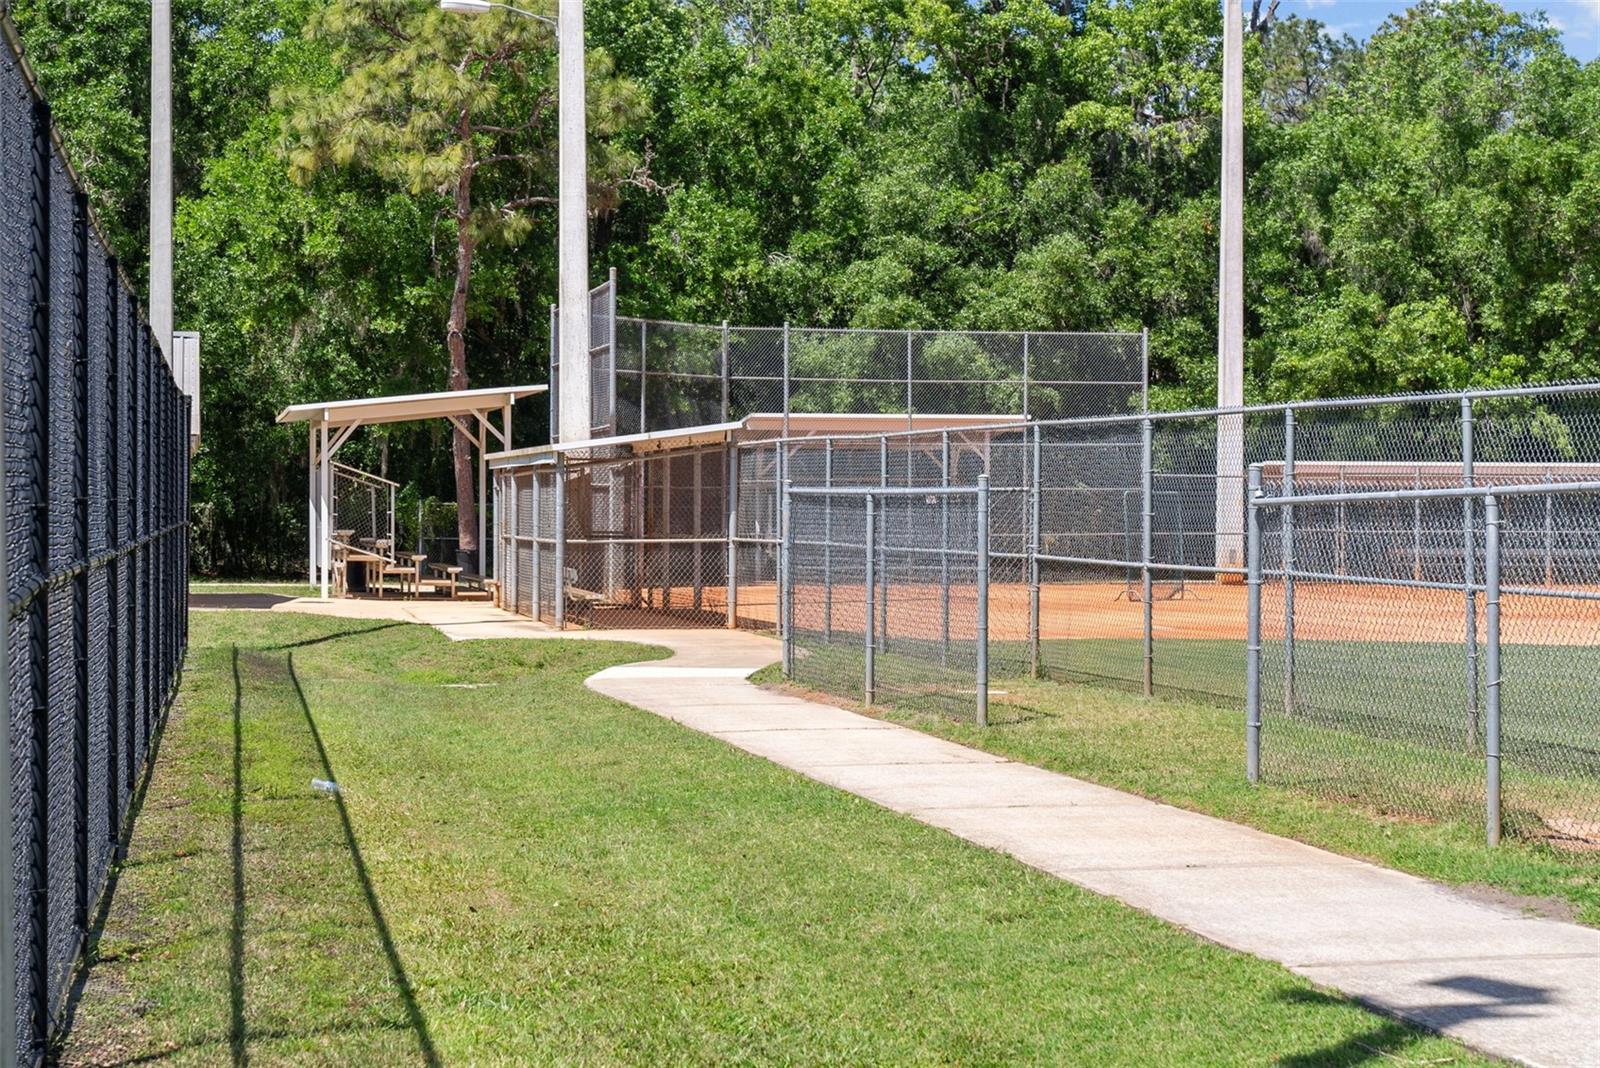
[488,413,1025,629]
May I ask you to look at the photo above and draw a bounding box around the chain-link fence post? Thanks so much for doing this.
[976,474,990,727]
[877,435,888,654]
[720,320,730,423]
[1021,334,1031,418]
[70,189,91,936]
[1028,424,1041,677]
[822,440,833,641]
[1413,466,1423,581]
[864,493,876,706]
[1141,417,1154,696]
[639,319,648,433]
[780,479,793,676]
[1462,396,1479,748]
[1246,464,1263,783]
[553,454,566,629]
[905,330,914,427]
[725,447,738,628]
[1484,492,1502,846]
[781,322,790,439]
[1283,407,1296,713]
[940,431,951,664]
[1543,471,1555,585]
[1141,328,1150,412]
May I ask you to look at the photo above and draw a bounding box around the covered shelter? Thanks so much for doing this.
[277,384,546,598]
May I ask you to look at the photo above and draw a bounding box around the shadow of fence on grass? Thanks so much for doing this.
[219,643,440,1066]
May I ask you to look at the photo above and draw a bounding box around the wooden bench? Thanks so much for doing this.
[444,570,501,604]
[423,562,463,599]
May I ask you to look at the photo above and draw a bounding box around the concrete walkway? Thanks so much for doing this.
[266,598,1600,1066]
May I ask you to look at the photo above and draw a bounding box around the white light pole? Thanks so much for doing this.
[442,0,590,446]
[1216,0,1245,574]
[151,0,173,362]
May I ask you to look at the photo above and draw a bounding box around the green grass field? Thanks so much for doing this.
[61,610,1490,1066]
[190,579,318,597]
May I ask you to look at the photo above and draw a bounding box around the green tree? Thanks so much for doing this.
[276,0,647,557]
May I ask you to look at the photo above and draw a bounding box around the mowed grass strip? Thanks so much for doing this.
[62,611,1488,1066]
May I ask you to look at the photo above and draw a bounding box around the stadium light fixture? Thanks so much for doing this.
[440,0,557,30]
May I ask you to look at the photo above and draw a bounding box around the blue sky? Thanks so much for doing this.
[1274,0,1600,61]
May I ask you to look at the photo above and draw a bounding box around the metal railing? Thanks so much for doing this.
[1,22,191,1064]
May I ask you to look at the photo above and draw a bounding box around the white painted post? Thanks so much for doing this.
[308,422,318,585]
[556,0,591,446]
[150,0,173,363]
[319,421,331,599]
[1215,0,1246,573]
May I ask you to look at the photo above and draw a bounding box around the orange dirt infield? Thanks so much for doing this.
[599,580,1600,645]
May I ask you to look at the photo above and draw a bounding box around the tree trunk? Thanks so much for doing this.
[448,159,479,562]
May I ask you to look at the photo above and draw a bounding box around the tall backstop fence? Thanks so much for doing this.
[553,285,1148,441]
[1,25,191,1065]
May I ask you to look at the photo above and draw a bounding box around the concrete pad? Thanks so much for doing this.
[806,760,1152,812]
[712,725,1007,768]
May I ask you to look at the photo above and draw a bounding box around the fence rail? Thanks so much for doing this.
[1,24,191,1065]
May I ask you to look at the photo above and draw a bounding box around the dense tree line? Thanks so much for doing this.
[12,0,1600,575]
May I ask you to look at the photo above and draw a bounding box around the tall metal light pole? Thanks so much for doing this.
[150,0,173,361]
[442,0,589,445]
[1215,0,1245,574]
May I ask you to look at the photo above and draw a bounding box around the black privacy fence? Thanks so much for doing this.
[1,24,190,1065]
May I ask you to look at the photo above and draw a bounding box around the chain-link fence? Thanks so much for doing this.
[1,26,190,1063]
[785,481,1014,723]
[555,314,1147,440]
[331,463,395,558]
[1248,478,1600,845]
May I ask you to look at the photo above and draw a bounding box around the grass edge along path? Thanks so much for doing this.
[59,610,1490,1066]
[757,661,1600,930]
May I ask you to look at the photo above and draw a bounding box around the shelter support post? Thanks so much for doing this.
[308,422,317,585]
[319,421,331,599]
